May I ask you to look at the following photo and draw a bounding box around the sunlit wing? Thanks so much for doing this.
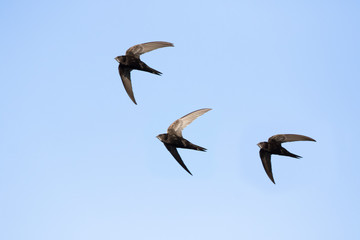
[269,134,316,144]
[167,108,212,137]
[126,41,174,57]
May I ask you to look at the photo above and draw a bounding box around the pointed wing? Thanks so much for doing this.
[126,41,174,57]
[118,65,137,105]
[260,149,275,184]
[164,143,192,175]
[269,134,316,144]
[167,108,212,137]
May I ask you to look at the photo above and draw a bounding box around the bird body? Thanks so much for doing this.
[257,134,316,184]
[116,55,162,75]
[258,141,301,159]
[157,108,212,175]
[115,41,174,104]
[157,134,206,151]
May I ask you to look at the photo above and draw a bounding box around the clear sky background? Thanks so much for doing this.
[1,0,359,239]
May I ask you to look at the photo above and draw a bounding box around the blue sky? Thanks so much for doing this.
[1,0,359,239]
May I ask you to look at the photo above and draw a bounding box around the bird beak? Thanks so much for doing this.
[257,143,261,148]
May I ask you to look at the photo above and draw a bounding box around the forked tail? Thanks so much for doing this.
[281,148,302,159]
[190,143,207,152]
[149,68,162,75]
[140,62,162,75]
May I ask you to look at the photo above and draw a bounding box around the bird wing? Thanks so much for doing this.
[118,65,137,105]
[259,149,275,184]
[167,108,212,137]
[269,134,316,144]
[164,143,192,175]
[126,41,174,57]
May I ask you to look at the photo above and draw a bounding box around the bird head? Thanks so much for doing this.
[114,56,125,63]
[156,134,167,142]
[257,142,267,149]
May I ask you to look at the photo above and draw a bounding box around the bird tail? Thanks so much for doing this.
[149,68,162,75]
[139,62,162,75]
[288,152,302,159]
[190,144,207,152]
[281,148,302,159]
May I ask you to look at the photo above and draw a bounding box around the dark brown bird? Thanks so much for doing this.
[115,41,174,104]
[157,108,212,175]
[257,134,316,184]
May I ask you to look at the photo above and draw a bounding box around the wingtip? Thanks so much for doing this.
[307,137,316,142]
[129,95,137,105]
[201,108,213,112]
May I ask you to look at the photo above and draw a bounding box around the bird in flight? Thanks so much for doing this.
[257,134,316,184]
[115,41,174,104]
[157,108,212,175]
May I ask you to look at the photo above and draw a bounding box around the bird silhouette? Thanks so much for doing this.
[257,134,316,184]
[157,108,212,175]
[115,41,174,104]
